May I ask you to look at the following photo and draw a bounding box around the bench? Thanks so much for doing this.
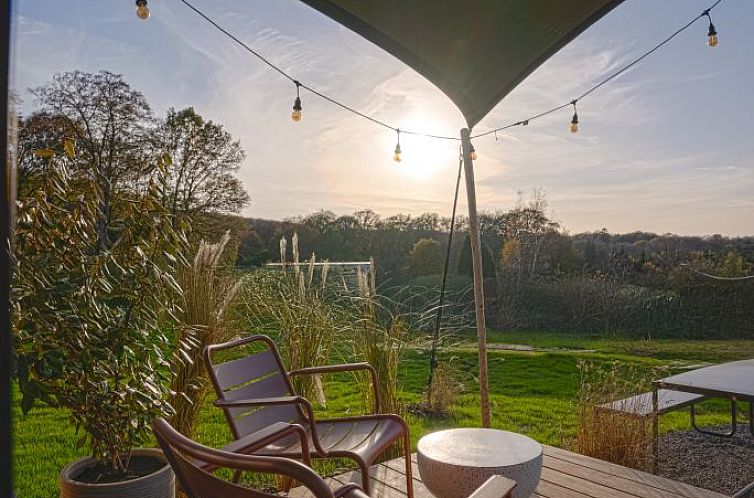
[597,389,706,417]
[468,475,517,498]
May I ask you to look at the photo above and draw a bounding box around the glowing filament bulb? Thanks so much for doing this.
[393,130,402,162]
[570,113,579,133]
[570,101,579,133]
[291,97,302,122]
[135,0,150,20]
[707,22,718,47]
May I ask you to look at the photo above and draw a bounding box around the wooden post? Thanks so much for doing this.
[461,128,490,428]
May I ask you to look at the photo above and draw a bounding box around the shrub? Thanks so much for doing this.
[13,156,186,473]
[425,361,463,416]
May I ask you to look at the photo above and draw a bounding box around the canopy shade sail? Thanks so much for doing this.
[298,0,624,129]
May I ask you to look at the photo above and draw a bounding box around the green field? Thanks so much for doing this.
[12,331,754,498]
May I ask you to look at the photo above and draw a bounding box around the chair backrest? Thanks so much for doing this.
[204,335,302,439]
[153,418,333,498]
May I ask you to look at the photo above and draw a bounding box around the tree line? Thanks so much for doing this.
[230,195,754,339]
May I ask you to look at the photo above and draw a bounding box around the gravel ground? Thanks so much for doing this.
[658,425,754,496]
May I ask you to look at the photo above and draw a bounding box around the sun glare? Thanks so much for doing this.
[393,113,458,181]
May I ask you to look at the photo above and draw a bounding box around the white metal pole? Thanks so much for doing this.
[461,127,490,428]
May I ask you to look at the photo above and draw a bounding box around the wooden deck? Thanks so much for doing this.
[291,445,729,498]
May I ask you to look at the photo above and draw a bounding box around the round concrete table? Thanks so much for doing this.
[417,428,542,498]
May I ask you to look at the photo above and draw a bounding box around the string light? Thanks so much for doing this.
[393,130,402,162]
[469,144,478,161]
[291,81,302,122]
[176,0,728,143]
[569,101,579,133]
[704,10,719,46]
[135,0,150,20]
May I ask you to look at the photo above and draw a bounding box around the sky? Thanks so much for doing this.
[10,0,754,236]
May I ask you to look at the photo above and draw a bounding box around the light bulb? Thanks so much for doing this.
[135,0,150,20]
[707,23,718,47]
[570,113,579,133]
[393,143,402,162]
[469,146,478,161]
[291,97,302,122]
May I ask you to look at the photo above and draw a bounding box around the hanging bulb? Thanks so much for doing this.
[291,81,302,122]
[469,144,478,161]
[393,129,401,162]
[135,0,150,20]
[570,113,579,133]
[707,22,718,47]
[291,97,302,122]
[570,100,579,133]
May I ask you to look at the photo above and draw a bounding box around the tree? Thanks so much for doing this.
[158,107,248,219]
[409,238,443,276]
[31,70,155,249]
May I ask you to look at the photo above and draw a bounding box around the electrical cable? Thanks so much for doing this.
[175,0,728,148]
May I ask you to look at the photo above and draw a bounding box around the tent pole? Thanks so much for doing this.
[460,128,490,428]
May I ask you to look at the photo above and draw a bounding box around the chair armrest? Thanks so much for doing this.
[153,417,335,498]
[468,476,517,498]
[289,363,381,413]
[221,422,312,466]
[214,396,327,455]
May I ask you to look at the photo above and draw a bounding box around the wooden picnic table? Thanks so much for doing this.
[290,445,727,498]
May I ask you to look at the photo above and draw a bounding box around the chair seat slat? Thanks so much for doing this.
[224,372,292,402]
[214,350,280,390]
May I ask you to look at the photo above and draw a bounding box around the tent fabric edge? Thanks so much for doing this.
[297,0,626,129]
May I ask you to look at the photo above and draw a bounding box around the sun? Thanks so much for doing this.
[393,113,458,181]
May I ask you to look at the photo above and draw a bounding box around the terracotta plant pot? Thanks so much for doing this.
[59,448,174,498]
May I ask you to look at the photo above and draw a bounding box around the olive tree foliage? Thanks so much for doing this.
[29,70,155,250]
[13,150,188,473]
[157,107,248,219]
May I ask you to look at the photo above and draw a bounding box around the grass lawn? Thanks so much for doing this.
[12,331,754,498]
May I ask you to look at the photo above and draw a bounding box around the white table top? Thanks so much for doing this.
[417,428,542,468]
[658,359,754,400]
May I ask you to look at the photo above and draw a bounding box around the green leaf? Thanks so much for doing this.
[63,138,76,159]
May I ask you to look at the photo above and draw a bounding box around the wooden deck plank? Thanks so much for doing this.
[290,447,725,498]
[543,446,728,498]
[543,454,704,498]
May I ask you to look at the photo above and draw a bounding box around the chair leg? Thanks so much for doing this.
[357,459,371,495]
[403,432,414,498]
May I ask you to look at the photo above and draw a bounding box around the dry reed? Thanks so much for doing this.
[242,233,340,404]
[350,262,408,419]
[425,361,463,415]
[575,361,658,471]
[170,231,242,438]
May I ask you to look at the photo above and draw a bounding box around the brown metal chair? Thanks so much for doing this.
[153,417,369,498]
[204,335,414,498]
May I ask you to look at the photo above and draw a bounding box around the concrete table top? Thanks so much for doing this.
[417,428,542,498]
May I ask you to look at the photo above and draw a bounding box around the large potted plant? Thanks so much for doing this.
[13,151,186,498]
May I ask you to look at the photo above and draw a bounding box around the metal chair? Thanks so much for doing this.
[153,417,369,498]
[204,335,413,498]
